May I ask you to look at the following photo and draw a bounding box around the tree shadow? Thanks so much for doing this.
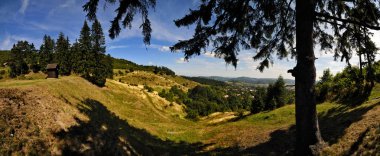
[55,98,211,155]
[208,126,296,156]
[318,102,379,145]
[206,102,379,155]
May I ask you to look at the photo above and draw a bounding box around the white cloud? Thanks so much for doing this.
[203,51,216,58]
[0,36,12,50]
[19,0,29,14]
[159,46,170,52]
[176,58,187,64]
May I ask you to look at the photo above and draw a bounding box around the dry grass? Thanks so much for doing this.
[0,76,379,155]
[115,71,199,92]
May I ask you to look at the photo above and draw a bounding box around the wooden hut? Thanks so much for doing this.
[46,63,59,78]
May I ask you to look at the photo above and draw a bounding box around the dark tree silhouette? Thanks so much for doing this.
[83,0,155,44]
[77,21,93,77]
[56,32,72,75]
[39,35,55,70]
[83,0,380,155]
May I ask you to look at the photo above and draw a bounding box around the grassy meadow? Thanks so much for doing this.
[0,73,379,155]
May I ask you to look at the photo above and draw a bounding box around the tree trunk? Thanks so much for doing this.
[295,0,324,155]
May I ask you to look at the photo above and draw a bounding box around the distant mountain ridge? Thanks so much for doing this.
[197,76,295,85]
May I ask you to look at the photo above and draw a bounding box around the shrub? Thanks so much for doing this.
[118,70,124,76]
[144,85,154,92]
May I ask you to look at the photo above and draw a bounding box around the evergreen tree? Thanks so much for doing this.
[39,35,55,70]
[71,40,81,73]
[265,84,277,110]
[56,32,72,75]
[251,87,266,113]
[77,21,93,76]
[273,76,286,107]
[89,19,111,86]
[103,54,114,79]
[9,41,36,77]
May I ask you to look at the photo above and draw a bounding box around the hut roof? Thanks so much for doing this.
[46,63,58,70]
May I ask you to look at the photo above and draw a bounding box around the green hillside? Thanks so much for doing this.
[0,75,379,155]
[0,50,10,65]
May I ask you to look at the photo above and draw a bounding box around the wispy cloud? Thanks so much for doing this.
[59,0,76,8]
[19,0,29,14]
[107,45,129,50]
[0,34,42,50]
[29,22,64,32]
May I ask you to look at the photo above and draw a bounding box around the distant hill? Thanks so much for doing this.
[111,57,175,75]
[199,76,295,85]
[182,76,228,86]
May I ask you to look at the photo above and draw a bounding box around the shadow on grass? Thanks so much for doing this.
[55,98,210,155]
[207,126,296,156]
[318,102,379,145]
[207,102,379,155]
[55,98,378,155]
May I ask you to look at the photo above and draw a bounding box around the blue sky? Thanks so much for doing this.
[1,0,379,79]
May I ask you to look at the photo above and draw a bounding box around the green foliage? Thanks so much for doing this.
[76,21,93,76]
[251,87,266,113]
[9,41,37,77]
[182,76,227,86]
[316,69,333,102]
[39,35,55,70]
[111,57,175,75]
[56,32,72,75]
[144,85,154,92]
[0,50,10,66]
[316,67,373,105]
[70,20,113,87]
[265,76,287,110]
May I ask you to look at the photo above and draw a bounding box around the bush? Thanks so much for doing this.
[0,70,5,75]
[186,109,199,120]
[144,85,154,92]
[118,70,124,76]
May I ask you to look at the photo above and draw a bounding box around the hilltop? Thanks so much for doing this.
[0,71,379,155]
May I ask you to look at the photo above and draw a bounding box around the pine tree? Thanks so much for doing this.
[88,19,111,87]
[77,21,93,76]
[273,76,286,107]
[39,35,55,71]
[251,87,266,113]
[71,40,81,73]
[56,32,72,75]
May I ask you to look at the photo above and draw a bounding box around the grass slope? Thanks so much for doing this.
[0,76,379,155]
[115,71,199,91]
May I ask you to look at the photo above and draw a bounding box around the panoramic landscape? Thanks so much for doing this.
[1,0,380,155]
